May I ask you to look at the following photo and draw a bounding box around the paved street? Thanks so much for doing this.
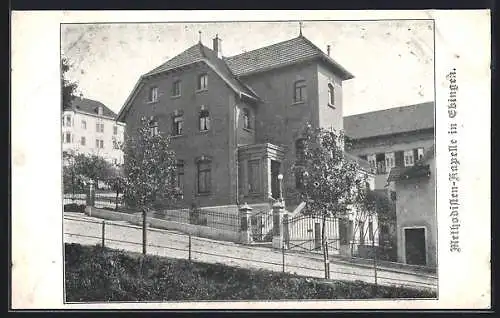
[64,212,437,291]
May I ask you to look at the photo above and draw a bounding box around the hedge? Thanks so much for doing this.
[65,243,436,302]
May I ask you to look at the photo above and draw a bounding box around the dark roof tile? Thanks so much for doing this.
[224,36,354,80]
[70,97,117,119]
[344,102,435,139]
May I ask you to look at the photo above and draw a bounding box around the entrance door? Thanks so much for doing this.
[404,228,426,265]
[271,160,281,199]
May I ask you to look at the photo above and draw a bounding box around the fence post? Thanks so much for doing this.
[142,209,147,255]
[85,180,95,216]
[373,240,378,296]
[188,235,192,261]
[272,200,285,249]
[238,203,253,244]
[282,244,285,273]
[101,220,105,248]
[324,239,330,279]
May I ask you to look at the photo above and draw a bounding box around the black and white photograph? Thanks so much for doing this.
[11,10,491,310]
[61,20,437,301]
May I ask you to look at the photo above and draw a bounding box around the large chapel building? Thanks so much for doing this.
[117,32,364,214]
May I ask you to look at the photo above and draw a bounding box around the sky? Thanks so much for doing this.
[61,20,434,116]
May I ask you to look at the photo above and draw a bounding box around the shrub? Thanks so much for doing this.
[64,203,86,212]
[64,243,437,301]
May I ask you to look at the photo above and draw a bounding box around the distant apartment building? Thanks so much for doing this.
[62,97,125,166]
[344,102,435,193]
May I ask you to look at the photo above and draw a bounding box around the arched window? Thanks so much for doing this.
[243,108,251,130]
[295,138,306,162]
[328,83,335,106]
[293,80,306,103]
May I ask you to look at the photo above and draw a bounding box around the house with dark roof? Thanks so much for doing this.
[387,145,436,267]
[117,33,367,213]
[344,101,435,191]
[62,97,125,166]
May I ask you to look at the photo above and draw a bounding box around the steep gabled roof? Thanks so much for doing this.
[344,102,435,140]
[117,42,259,122]
[224,35,354,80]
[69,97,117,119]
[144,42,258,99]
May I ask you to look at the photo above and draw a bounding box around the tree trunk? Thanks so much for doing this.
[142,208,147,255]
[115,185,119,211]
[322,214,327,278]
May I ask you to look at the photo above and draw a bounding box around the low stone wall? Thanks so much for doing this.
[85,206,138,223]
[85,206,241,243]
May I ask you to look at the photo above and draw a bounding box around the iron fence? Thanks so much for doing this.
[64,215,438,292]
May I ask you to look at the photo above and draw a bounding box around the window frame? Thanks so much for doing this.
[247,159,261,194]
[80,136,86,146]
[242,108,252,130]
[327,83,335,107]
[197,73,208,91]
[148,86,159,103]
[199,109,210,131]
[113,125,118,135]
[172,80,182,97]
[293,80,306,103]
[172,114,184,136]
[176,160,185,193]
[81,120,87,130]
[64,132,71,143]
[197,159,211,194]
[65,115,72,127]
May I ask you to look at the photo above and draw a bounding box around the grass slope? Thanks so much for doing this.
[65,243,436,301]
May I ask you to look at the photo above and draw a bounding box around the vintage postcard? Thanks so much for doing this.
[11,10,491,310]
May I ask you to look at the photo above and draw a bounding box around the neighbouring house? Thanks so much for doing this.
[387,144,436,267]
[62,97,126,167]
[344,102,435,255]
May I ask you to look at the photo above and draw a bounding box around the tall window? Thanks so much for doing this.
[385,152,395,170]
[149,119,159,136]
[404,150,415,167]
[113,125,118,135]
[173,114,184,136]
[417,147,425,161]
[197,74,208,90]
[95,139,104,149]
[172,80,181,97]
[295,168,304,190]
[328,83,335,106]
[295,138,306,162]
[243,108,251,129]
[96,122,104,133]
[199,109,210,131]
[247,159,260,193]
[80,136,86,146]
[293,80,306,103]
[64,116,72,127]
[64,132,71,143]
[81,120,87,129]
[148,86,159,102]
[176,161,185,193]
[197,159,211,194]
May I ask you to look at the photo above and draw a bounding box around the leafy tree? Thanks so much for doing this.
[63,150,116,192]
[119,117,179,254]
[120,117,179,211]
[292,124,367,262]
[61,56,79,112]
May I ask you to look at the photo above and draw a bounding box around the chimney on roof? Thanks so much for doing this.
[213,34,222,58]
[327,45,331,56]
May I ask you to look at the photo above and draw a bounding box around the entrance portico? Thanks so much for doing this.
[237,143,286,204]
